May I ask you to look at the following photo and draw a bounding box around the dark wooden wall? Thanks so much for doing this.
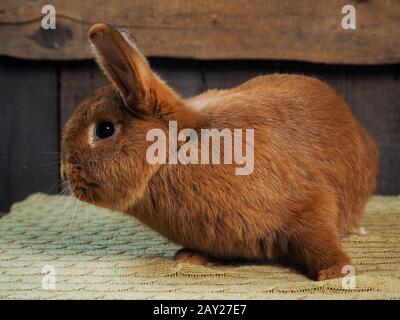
[1,57,399,212]
[0,58,59,212]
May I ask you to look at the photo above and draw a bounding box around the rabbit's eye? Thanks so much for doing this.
[95,122,115,139]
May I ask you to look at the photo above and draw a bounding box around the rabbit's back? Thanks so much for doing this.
[187,74,378,235]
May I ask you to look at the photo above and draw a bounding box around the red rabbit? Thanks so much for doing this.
[61,23,378,280]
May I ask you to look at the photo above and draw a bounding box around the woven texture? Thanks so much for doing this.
[0,193,399,300]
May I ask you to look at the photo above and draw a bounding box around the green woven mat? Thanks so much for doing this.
[0,193,399,299]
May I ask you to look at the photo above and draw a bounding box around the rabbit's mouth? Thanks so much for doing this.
[61,160,102,204]
[63,167,101,204]
[69,180,100,204]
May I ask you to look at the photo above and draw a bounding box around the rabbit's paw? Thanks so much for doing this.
[173,248,211,265]
[317,263,347,281]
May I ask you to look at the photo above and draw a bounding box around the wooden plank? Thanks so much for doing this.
[0,59,58,212]
[0,0,399,64]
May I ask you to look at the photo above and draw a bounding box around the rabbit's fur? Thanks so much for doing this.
[61,24,378,280]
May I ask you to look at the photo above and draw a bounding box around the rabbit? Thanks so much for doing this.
[61,23,378,281]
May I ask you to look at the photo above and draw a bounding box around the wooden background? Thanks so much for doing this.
[0,0,399,212]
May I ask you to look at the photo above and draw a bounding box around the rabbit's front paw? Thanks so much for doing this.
[173,248,211,265]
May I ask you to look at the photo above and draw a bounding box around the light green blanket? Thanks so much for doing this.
[0,193,399,299]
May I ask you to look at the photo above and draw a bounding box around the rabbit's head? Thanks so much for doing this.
[61,23,195,211]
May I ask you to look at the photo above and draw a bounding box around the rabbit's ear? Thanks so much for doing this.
[89,23,153,115]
